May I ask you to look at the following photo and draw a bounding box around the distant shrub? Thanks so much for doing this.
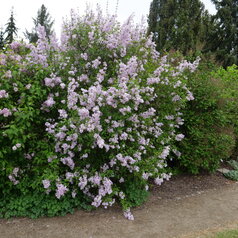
[212,65,238,157]
[175,64,237,174]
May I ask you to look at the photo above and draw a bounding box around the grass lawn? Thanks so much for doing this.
[207,229,238,238]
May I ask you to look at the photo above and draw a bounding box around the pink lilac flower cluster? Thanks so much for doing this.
[0,90,9,98]
[123,209,134,221]
[8,167,21,185]
[55,183,68,199]
[12,143,21,151]
[0,108,12,117]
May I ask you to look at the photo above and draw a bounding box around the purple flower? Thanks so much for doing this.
[89,174,101,186]
[12,146,17,151]
[12,168,19,176]
[142,172,151,180]
[124,209,134,220]
[92,58,101,69]
[10,41,22,50]
[97,137,105,148]
[78,175,88,190]
[60,157,75,170]
[119,192,125,199]
[4,70,12,78]
[72,191,77,198]
[154,177,163,185]
[78,108,89,119]
[0,108,12,117]
[159,146,170,159]
[92,195,102,207]
[44,77,62,87]
[8,175,19,185]
[55,184,68,199]
[43,97,55,107]
[80,53,88,60]
[175,134,185,141]
[42,179,51,189]
[186,91,194,101]
[25,84,32,89]
[172,95,181,102]
[0,90,8,98]
[173,149,181,157]
[58,109,68,119]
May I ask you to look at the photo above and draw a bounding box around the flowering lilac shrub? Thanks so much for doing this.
[0,41,56,214]
[0,9,198,219]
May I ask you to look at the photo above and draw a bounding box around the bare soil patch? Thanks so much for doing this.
[152,171,233,200]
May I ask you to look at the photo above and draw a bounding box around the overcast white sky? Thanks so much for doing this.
[0,0,216,39]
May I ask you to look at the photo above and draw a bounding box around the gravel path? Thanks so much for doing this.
[1,175,238,238]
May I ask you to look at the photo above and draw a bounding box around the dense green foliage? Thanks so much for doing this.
[175,65,238,174]
[148,0,208,55]
[148,0,237,67]
[25,4,54,43]
[205,0,238,67]
[0,191,93,219]
[212,65,238,134]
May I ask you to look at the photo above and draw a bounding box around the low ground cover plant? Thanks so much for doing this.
[224,159,238,181]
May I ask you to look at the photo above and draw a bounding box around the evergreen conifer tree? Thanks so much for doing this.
[148,0,177,52]
[0,28,5,50]
[25,4,54,43]
[148,0,208,55]
[206,0,238,66]
[5,9,18,44]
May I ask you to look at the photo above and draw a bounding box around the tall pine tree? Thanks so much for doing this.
[5,9,18,44]
[25,4,54,43]
[148,0,208,55]
[205,0,238,66]
[148,0,177,52]
[0,27,5,50]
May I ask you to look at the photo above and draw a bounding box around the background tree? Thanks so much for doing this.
[0,27,5,50]
[205,0,238,67]
[148,0,177,52]
[4,9,18,44]
[25,4,54,43]
[148,0,209,55]
[174,0,208,54]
